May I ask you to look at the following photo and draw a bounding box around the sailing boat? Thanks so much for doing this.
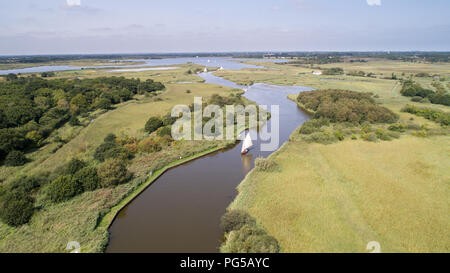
[241,132,253,155]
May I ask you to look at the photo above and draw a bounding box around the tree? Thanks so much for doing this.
[93,142,117,162]
[144,117,163,134]
[97,158,132,188]
[138,139,161,153]
[4,150,27,166]
[70,94,89,111]
[5,73,18,81]
[221,210,257,233]
[0,190,34,226]
[47,175,82,203]
[63,158,87,175]
[95,98,111,110]
[74,167,100,192]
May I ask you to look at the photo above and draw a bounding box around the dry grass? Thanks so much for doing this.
[230,135,450,252]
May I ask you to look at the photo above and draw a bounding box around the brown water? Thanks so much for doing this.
[106,73,311,252]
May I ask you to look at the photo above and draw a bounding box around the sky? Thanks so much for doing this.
[0,0,449,55]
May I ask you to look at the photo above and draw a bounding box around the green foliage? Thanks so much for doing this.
[157,126,172,137]
[298,118,330,134]
[138,139,162,153]
[63,158,87,175]
[104,133,117,143]
[4,150,28,166]
[47,175,83,203]
[322,67,344,75]
[297,89,398,124]
[400,80,450,106]
[144,116,164,134]
[220,210,280,253]
[254,158,279,172]
[74,166,100,192]
[302,131,338,144]
[0,190,34,226]
[0,76,165,160]
[388,123,407,132]
[97,158,132,188]
[401,105,450,126]
[221,210,257,233]
[333,130,345,141]
[93,142,117,162]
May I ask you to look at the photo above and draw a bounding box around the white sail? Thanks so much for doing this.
[241,133,253,152]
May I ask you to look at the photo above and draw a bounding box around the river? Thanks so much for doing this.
[106,70,311,252]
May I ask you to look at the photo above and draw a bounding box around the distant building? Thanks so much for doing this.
[204,67,208,72]
[312,70,322,75]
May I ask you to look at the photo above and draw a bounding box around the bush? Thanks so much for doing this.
[333,130,345,141]
[221,210,257,233]
[221,224,280,253]
[104,133,117,143]
[302,131,337,144]
[298,118,329,134]
[401,105,450,126]
[388,123,407,132]
[93,142,117,162]
[104,146,132,161]
[74,166,100,192]
[6,174,48,194]
[0,190,34,226]
[47,175,82,203]
[254,158,279,172]
[157,126,172,137]
[361,132,377,142]
[97,158,132,188]
[138,139,162,153]
[144,117,164,134]
[375,128,392,141]
[63,158,87,175]
[4,150,27,166]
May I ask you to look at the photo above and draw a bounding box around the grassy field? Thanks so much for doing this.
[225,59,450,252]
[0,64,240,252]
[230,135,450,252]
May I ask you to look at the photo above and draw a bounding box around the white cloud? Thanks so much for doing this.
[67,0,81,7]
[366,0,381,6]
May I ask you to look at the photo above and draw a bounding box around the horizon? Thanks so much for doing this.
[1,0,449,55]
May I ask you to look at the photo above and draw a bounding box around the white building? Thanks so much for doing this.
[312,70,322,75]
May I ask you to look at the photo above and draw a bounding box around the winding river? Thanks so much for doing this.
[106,69,311,252]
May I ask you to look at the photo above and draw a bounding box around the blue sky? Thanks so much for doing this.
[0,0,449,55]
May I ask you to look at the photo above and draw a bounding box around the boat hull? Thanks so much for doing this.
[241,149,249,155]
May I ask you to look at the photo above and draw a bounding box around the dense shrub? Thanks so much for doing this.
[400,80,450,106]
[298,118,330,134]
[74,166,100,191]
[104,133,117,143]
[221,224,280,253]
[47,175,83,203]
[94,142,117,162]
[297,90,398,124]
[6,174,48,194]
[322,67,344,75]
[401,105,450,126]
[388,123,407,132]
[221,210,257,233]
[254,158,279,172]
[144,117,164,134]
[63,158,87,175]
[97,158,132,188]
[157,126,172,137]
[302,131,338,144]
[4,150,27,166]
[138,139,162,153]
[0,190,34,226]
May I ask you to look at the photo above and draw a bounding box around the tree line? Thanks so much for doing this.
[0,75,165,166]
